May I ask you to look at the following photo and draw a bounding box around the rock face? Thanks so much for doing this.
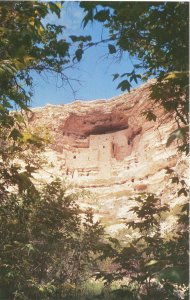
[28,81,187,234]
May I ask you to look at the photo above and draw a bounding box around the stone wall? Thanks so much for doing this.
[63,127,142,179]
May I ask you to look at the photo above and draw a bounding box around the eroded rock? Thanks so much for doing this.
[28,80,188,235]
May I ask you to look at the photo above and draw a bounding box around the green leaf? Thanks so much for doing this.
[108,44,116,54]
[159,266,189,284]
[117,80,131,92]
[75,49,83,62]
[171,176,179,184]
[70,35,78,42]
[164,167,174,174]
[142,111,157,122]
[25,243,35,255]
[57,40,69,56]
[0,62,17,75]
[164,71,189,80]
[25,165,38,174]
[145,260,158,267]
[94,10,110,22]
[23,56,35,64]
[9,128,23,141]
[178,187,188,197]
[15,172,34,192]
[70,35,91,42]
[48,2,62,17]
[13,59,25,70]
[14,113,26,124]
[166,126,189,147]
[83,10,93,28]
[112,73,119,81]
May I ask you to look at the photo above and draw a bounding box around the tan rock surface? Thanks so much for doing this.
[28,80,188,234]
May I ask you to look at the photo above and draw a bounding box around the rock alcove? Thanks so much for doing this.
[27,81,185,233]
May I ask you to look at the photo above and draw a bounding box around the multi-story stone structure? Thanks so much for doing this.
[28,81,187,234]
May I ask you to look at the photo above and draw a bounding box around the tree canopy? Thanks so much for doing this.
[0,1,72,127]
[0,2,189,299]
[80,2,188,87]
[79,1,189,150]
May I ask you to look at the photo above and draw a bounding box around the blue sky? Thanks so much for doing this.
[31,2,143,107]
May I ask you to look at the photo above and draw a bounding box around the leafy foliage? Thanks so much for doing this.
[0,2,189,299]
[0,1,72,128]
[80,2,189,150]
[0,3,105,299]
[0,179,105,299]
[94,193,189,299]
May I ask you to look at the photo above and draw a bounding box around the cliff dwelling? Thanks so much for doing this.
[29,81,179,187]
[61,113,142,179]
[27,81,186,237]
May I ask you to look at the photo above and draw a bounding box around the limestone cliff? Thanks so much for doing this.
[27,81,188,234]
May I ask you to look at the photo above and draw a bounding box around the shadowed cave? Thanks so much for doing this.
[61,111,129,138]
